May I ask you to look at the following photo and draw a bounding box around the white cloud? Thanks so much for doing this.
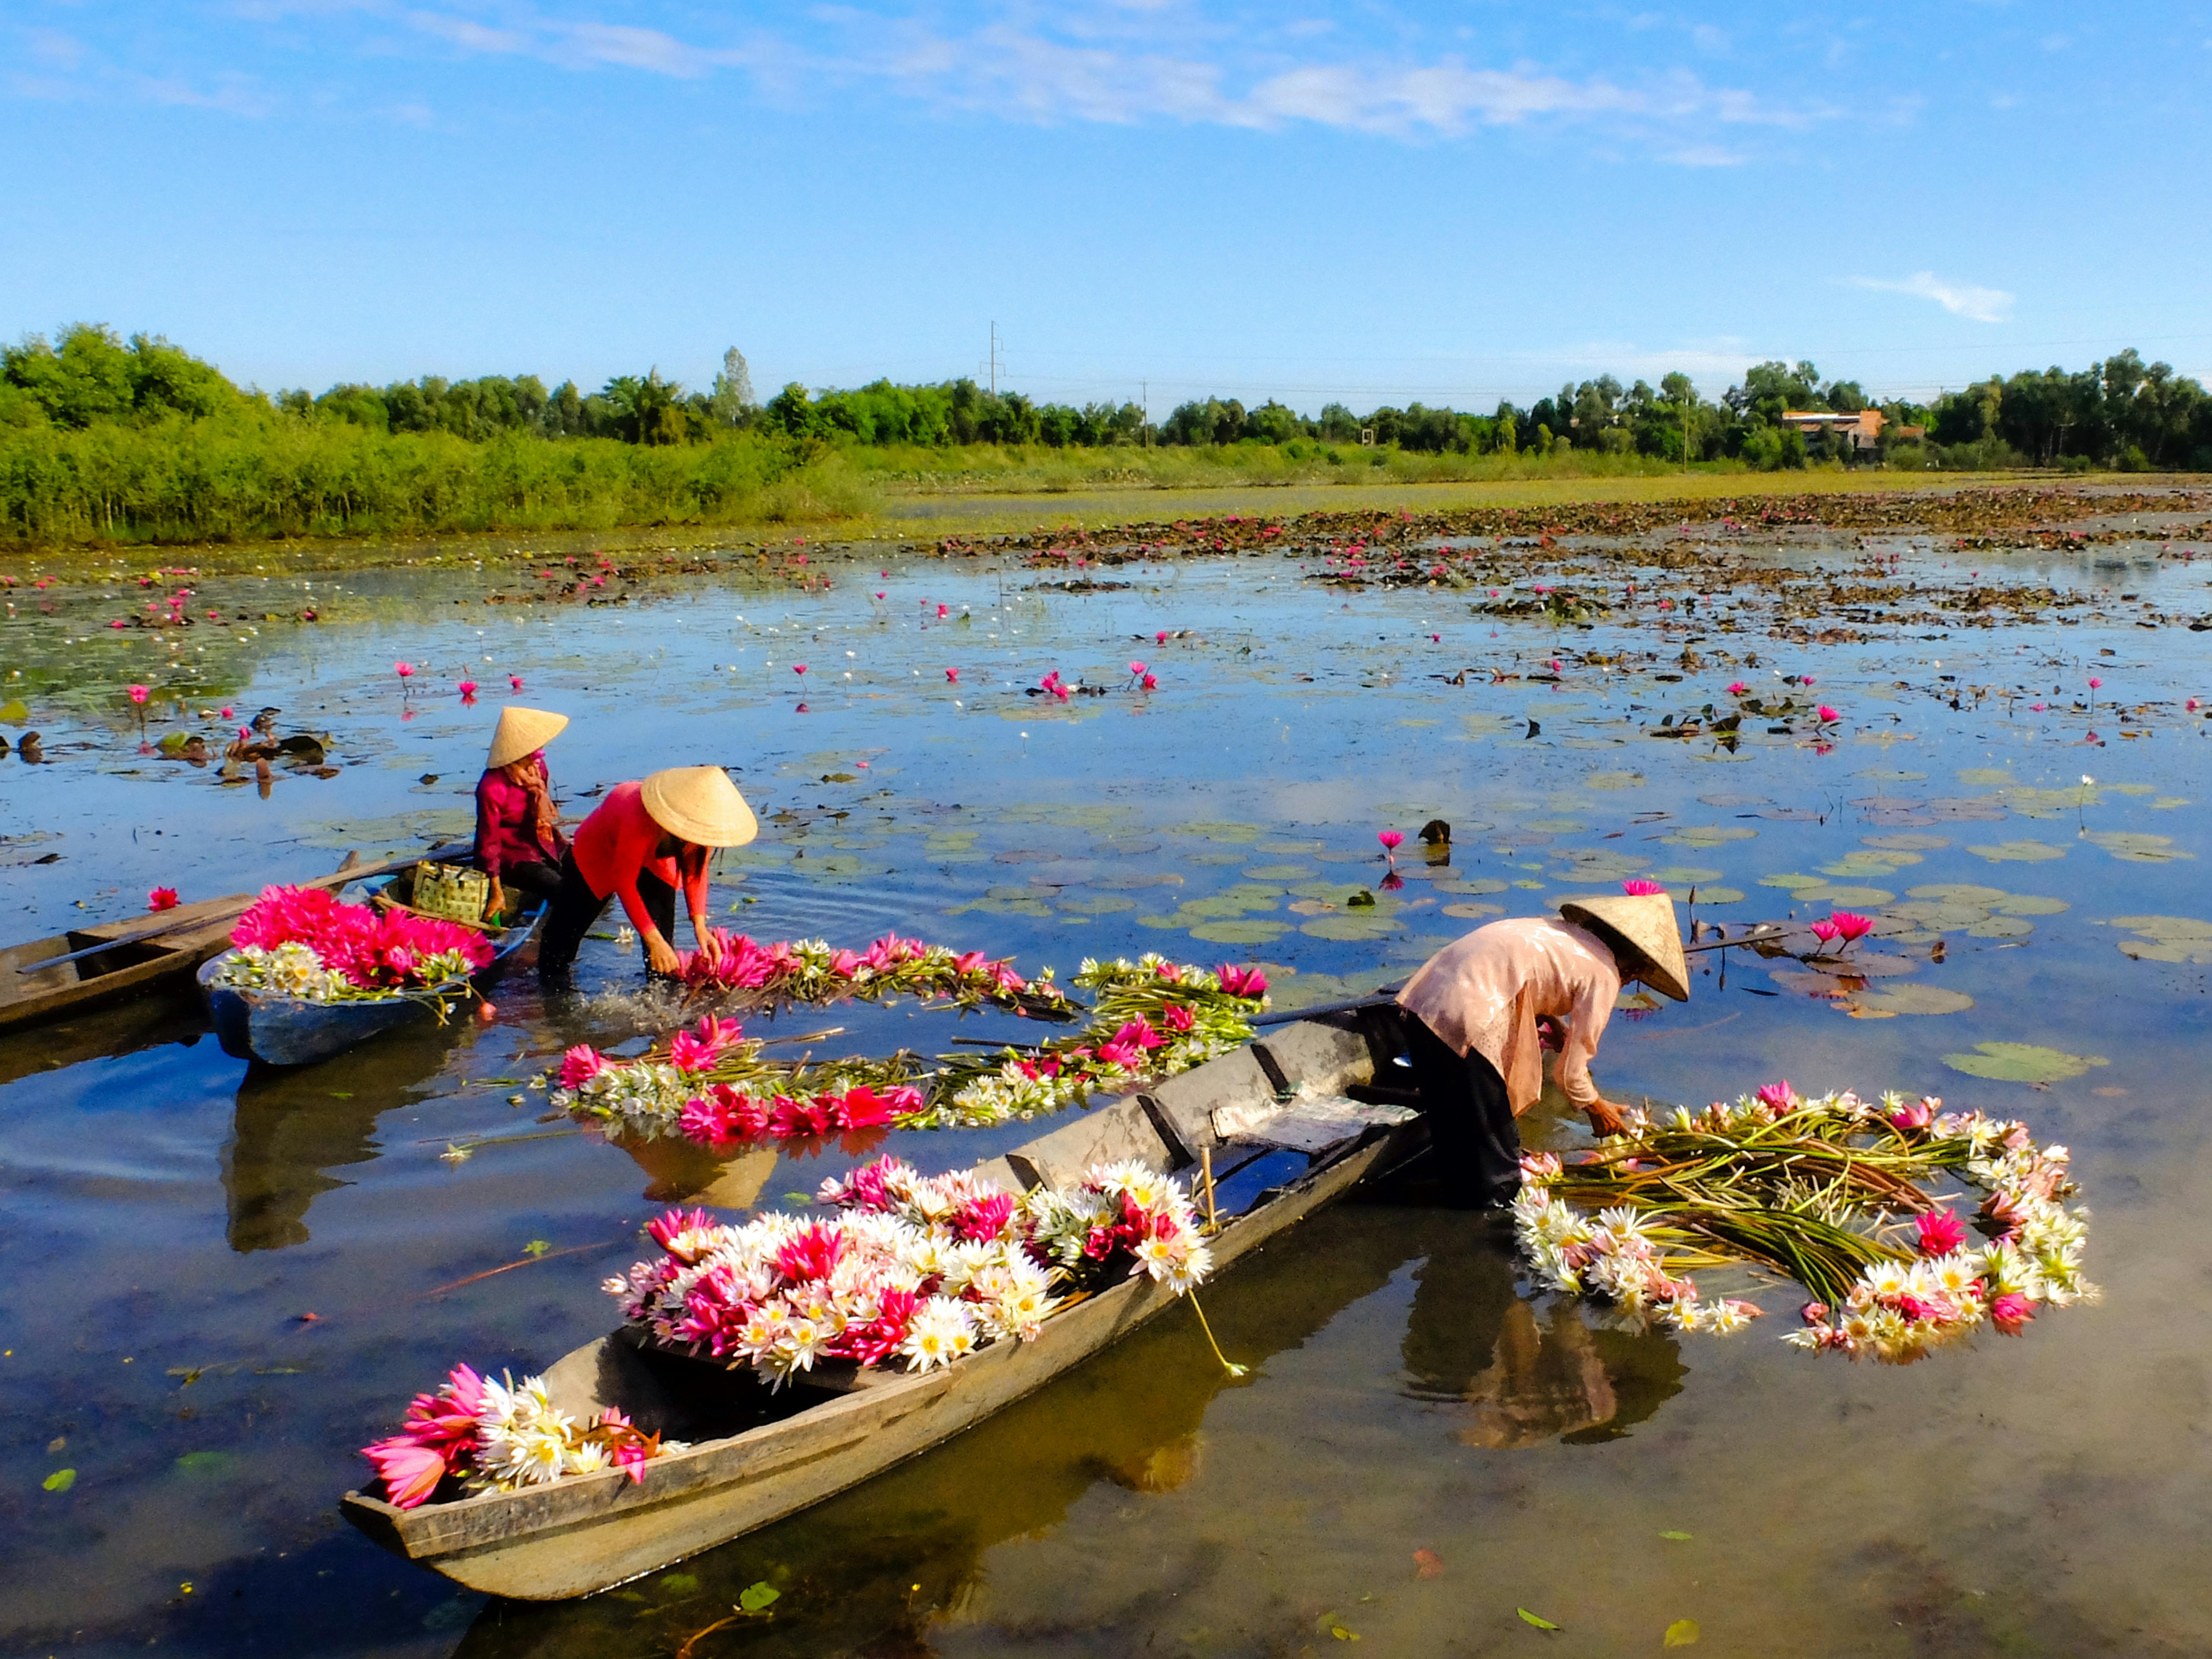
[1851,271,2015,324]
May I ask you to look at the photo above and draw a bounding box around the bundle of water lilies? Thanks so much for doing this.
[361,1363,678,1510]
[605,1154,1210,1389]
[556,957,1268,1148]
[1512,1081,2095,1363]
[209,885,493,1003]
[674,928,1073,1020]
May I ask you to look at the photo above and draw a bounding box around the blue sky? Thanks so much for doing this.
[6,2,2210,413]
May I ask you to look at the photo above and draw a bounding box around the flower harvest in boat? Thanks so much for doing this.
[555,956,1268,1147]
[673,928,1071,1018]
[209,885,493,1001]
[604,1155,1211,1390]
[360,1363,680,1510]
[1511,1084,2094,1363]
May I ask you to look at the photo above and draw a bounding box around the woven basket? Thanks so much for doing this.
[413,862,490,924]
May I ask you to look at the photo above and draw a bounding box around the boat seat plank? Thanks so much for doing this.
[1251,1020,1374,1097]
[1003,1094,1174,1191]
[1144,1048,1272,1163]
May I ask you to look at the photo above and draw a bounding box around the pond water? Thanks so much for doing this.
[4,508,2212,1658]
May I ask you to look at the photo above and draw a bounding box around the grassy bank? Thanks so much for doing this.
[0,420,872,547]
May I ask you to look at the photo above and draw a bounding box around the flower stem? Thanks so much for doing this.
[1187,1290,1247,1377]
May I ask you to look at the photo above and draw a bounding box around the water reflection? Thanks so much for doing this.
[1400,1215,1685,1446]
[221,1025,472,1252]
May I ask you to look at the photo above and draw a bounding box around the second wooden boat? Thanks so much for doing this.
[341,1012,1424,1600]
[200,888,546,1068]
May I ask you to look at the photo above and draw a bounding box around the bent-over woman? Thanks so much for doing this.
[537,765,756,985]
[1394,891,1689,1209]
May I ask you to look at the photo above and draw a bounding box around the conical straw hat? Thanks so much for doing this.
[641,766,758,848]
[486,706,569,770]
[1556,891,1690,1002]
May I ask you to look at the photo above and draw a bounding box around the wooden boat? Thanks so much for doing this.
[199,889,546,1068]
[0,846,460,1036]
[341,1012,1426,1600]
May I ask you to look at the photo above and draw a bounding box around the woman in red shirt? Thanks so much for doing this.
[473,706,571,917]
[537,766,757,985]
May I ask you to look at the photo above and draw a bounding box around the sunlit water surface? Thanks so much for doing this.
[3,525,2211,1658]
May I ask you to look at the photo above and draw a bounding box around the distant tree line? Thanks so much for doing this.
[6,323,2212,477]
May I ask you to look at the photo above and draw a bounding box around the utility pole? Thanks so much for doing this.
[988,322,1001,397]
[1142,380,1148,448]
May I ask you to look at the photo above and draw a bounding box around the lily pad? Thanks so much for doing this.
[1550,850,1653,883]
[1664,825,1758,848]
[1759,872,1829,891]
[1862,833,1949,851]
[1433,876,1509,896]
[1166,820,1263,842]
[1853,984,1976,1016]
[1943,1042,2109,1083]
[1648,866,1725,885]
[1991,893,2067,916]
[1301,913,1403,941]
[1805,885,1894,907]
[1683,886,1745,903]
[1441,901,1504,919]
[2108,915,2212,939]
[1058,894,1137,915]
[2118,938,2212,965]
[2085,831,2192,864]
[1966,915,2035,939]
[1583,771,1646,790]
[1906,884,2008,903]
[1957,767,2015,785]
[1243,864,1316,880]
[1190,919,1290,944]
[1967,839,2066,863]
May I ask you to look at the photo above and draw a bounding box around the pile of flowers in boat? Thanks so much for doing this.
[1511,1081,2095,1363]
[360,1363,677,1511]
[362,1155,1209,1508]
[555,955,1268,1147]
[208,886,493,1002]
[674,928,1073,1018]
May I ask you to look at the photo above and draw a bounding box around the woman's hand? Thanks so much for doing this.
[1584,1097,1633,1138]
[693,919,721,971]
[643,929,682,977]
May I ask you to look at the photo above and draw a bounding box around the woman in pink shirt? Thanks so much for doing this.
[537,766,757,985]
[473,706,571,916]
[1394,892,1689,1208]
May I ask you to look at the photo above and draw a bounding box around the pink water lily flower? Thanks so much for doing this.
[1817,705,1839,722]
[457,680,477,696]
[793,664,807,676]
[509,675,523,691]
[1141,673,1156,690]
[937,604,949,618]
[1754,1080,1799,1110]
[1128,661,1147,677]
[127,683,150,705]
[1156,630,1168,644]
[1726,681,1748,695]
[945,667,960,683]
[1989,1293,2035,1336]
[1378,830,1404,851]
[559,1045,607,1089]
[1809,918,1841,946]
[2088,677,2102,690]
[1831,911,1875,944]
[147,887,179,911]
[1888,1096,1934,1131]
[1915,1209,1968,1256]
[395,662,413,679]
[1621,879,1666,896]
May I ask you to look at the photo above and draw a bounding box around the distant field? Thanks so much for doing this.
[857,467,2028,540]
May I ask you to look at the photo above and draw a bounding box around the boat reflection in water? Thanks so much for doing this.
[451,1197,1684,1659]
[220,1024,467,1253]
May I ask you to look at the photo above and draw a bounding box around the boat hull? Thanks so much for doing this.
[0,899,239,1033]
[340,1016,1415,1600]
[200,905,543,1067]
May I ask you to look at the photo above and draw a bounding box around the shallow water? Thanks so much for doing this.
[4,518,2212,1657]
